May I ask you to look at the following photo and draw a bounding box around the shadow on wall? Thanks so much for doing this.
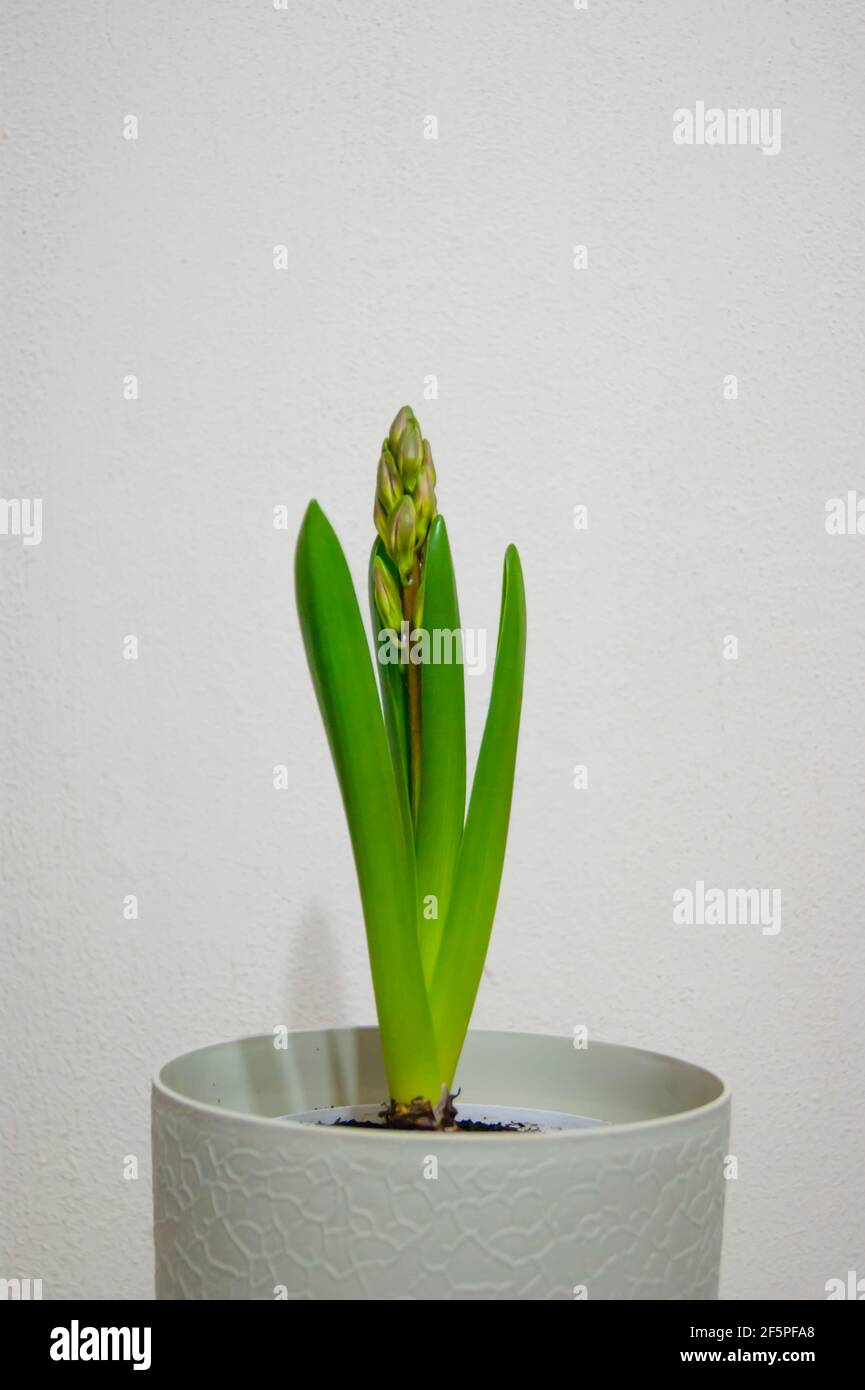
[285,900,346,1032]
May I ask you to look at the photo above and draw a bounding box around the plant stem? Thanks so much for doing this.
[404,554,422,827]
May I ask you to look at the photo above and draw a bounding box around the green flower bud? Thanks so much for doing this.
[373,554,403,633]
[388,405,414,454]
[376,444,402,512]
[414,464,436,545]
[388,494,417,585]
[396,419,424,492]
[373,409,438,584]
[422,438,436,488]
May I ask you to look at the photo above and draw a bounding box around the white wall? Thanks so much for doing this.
[2,0,863,1301]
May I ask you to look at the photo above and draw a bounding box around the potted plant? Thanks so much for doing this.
[152,408,730,1300]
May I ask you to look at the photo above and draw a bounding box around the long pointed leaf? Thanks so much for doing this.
[430,544,526,1087]
[415,516,466,982]
[295,501,441,1102]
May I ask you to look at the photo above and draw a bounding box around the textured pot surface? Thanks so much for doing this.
[152,1028,730,1301]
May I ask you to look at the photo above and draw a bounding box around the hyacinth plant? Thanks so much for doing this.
[295,407,526,1129]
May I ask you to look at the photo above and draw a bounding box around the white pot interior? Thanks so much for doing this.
[156,1027,726,1131]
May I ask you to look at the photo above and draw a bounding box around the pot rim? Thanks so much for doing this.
[153,1026,730,1141]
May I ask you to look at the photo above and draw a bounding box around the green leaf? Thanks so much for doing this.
[414,516,466,983]
[368,539,412,847]
[295,501,441,1103]
[429,544,527,1088]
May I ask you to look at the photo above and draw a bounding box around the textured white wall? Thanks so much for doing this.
[1,0,863,1301]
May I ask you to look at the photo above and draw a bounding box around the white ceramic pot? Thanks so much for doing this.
[152,1027,730,1300]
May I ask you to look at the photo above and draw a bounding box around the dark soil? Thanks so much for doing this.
[315,1088,540,1133]
[320,1116,540,1133]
